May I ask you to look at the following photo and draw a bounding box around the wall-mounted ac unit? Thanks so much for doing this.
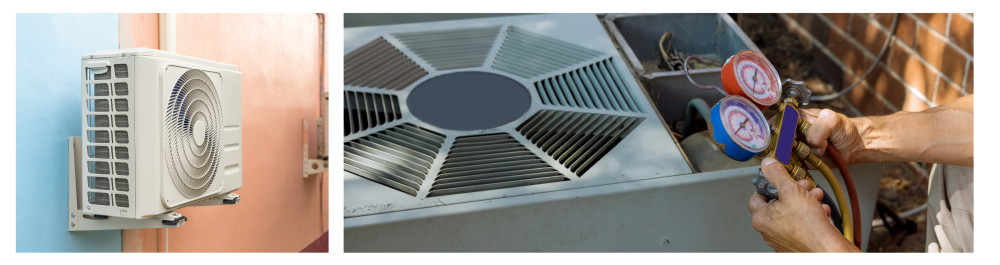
[70,48,242,230]
[343,14,884,252]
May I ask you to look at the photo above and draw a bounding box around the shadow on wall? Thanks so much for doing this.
[16,13,123,252]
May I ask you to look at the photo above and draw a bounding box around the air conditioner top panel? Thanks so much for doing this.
[344,14,693,218]
[82,48,237,71]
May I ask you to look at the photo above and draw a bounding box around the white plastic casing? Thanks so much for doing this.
[80,48,242,219]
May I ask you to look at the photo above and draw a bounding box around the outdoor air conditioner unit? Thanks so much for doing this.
[343,14,884,252]
[70,48,242,230]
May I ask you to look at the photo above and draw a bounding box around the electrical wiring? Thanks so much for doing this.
[683,55,728,96]
[811,13,899,102]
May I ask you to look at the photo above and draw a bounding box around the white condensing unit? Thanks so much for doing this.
[343,14,884,252]
[72,48,242,230]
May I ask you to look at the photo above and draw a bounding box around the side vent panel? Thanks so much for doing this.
[535,58,643,113]
[345,37,428,90]
[392,26,502,71]
[429,133,568,197]
[344,91,401,136]
[516,110,644,176]
[344,124,445,196]
[493,26,604,79]
[82,60,133,212]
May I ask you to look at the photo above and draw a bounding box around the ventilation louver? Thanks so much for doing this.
[535,58,643,113]
[345,37,428,90]
[115,194,129,208]
[164,69,224,198]
[88,83,110,96]
[88,177,110,190]
[88,192,111,206]
[393,26,502,70]
[114,64,128,78]
[493,26,604,79]
[344,124,445,196]
[344,16,690,218]
[429,133,568,197]
[114,83,128,96]
[344,91,402,136]
[516,110,644,176]
[115,178,129,192]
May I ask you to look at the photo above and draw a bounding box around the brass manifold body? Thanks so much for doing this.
[753,79,854,244]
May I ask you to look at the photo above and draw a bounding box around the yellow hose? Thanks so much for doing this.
[796,142,854,244]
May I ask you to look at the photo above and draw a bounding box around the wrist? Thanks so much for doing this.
[813,229,861,252]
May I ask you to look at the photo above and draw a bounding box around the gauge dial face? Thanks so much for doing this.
[720,96,769,152]
[733,51,780,105]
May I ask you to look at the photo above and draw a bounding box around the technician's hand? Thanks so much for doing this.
[799,109,866,164]
[748,158,859,252]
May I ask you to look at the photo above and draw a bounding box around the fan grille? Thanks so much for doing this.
[164,69,224,198]
[344,123,444,196]
[429,133,567,197]
[535,58,643,113]
[517,110,644,176]
[493,26,603,79]
[345,37,428,90]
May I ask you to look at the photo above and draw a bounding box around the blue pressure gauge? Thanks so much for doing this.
[708,96,771,161]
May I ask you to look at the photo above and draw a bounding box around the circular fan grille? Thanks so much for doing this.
[165,69,224,198]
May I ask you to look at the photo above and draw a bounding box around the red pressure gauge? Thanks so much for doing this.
[721,50,781,110]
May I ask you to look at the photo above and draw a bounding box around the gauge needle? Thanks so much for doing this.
[751,70,759,91]
[735,118,749,134]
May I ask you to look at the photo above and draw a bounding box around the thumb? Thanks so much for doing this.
[760,157,799,197]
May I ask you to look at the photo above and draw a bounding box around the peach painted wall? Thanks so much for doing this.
[122,13,328,252]
[118,13,159,50]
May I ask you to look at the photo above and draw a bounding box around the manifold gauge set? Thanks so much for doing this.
[707,50,786,161]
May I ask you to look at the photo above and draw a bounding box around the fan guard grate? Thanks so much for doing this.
[164,69,224,198]
[345,37,428,90]
[429,133,567,197]
[344,91,401,136]
[516,110,644,176]
[344,123,444,196]
[534,57,643,113]
[392,26,502,70]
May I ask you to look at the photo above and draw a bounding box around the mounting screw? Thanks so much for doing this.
[71,213,75,218]
[174,213,180,216]
[86,206,90,210]
[71,222,76,227]
[661,238,671,245]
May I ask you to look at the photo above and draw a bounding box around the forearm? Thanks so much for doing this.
[850,95,974,166]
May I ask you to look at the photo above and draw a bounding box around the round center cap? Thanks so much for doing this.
[407,72,531,131]
[193,120,207,146]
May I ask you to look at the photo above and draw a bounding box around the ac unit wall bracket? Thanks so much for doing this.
[303,119,329,178]
[68,137,185,231]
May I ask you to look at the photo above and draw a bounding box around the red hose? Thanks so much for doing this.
[827,145,862,249]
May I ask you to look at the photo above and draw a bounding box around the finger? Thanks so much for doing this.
[822,204,831,217]
[748,192,769,216]
[807,109,841,157]
[798,179,813,190]
[798,108,822,124]
[760,158,800,197]
[810,186,824,202]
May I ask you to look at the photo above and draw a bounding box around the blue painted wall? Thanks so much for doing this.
[17,13,122,252]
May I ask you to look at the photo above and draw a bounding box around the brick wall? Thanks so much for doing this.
[779,13,973,116]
